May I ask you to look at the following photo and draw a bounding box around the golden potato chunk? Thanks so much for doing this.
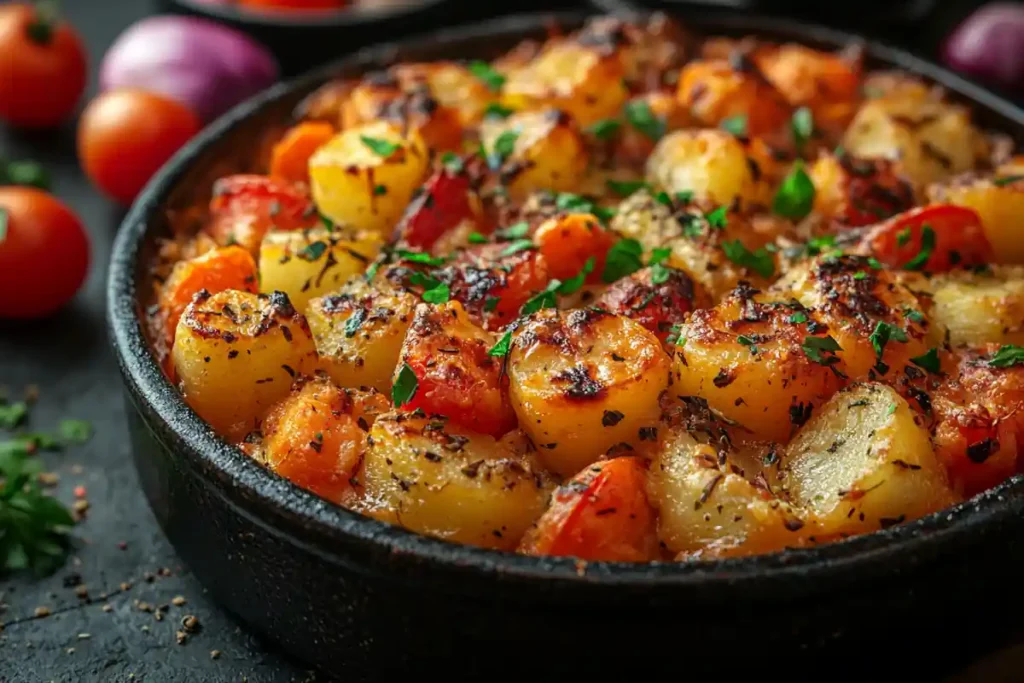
[500,39,629,127]
[676,59,791,137]
[507,308,670,477]
[480,109,588,199]
[929,266,1024,348]
[172,290,319,441]
[361,413,553,550]
[258,226,383,312]
[928,175,1024,264]
[672,284,844,442]
[305,279,418,394]
[649,428,807,559]
[646,129,760,208]
[309,120,429,235]
[783,383,957,538]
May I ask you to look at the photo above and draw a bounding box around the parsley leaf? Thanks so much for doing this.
[360,136,400,158]
[483,102,513,119]
[468,61,505,91]
[391,363,419,408]
[297,241,328,261]
[488,130,519,169]
[495,221,529,240]
[721,115,748,137]
[499,239,536,257]
[675,190,694,204]
[989,345,1024,368]
[440,151,464,173]
[558,257,595,296]
[910,348,941,374]
[587,118,621,140]
[344,308,367,338]
[521,280,562,315]
[488,331,513,357]
[869,321,907,363]
[624,100,665,141]
[993,175,1024,187]
[903,308,925,323]
[648,247,673,284]
[484,296,500,312]
[468,232,488,244]
[722,240,775,278]
[601,239,644,283]
[606,179,649,197]
[772,161,816,220]
[896,227,911,247]
[0,402,28,430]
[421,282,450,304]
[791,107,814,151]
[396,250,447,267]
[788,311,808,324]
[903,225,935,271]
[59,420,92,445]
[706,206,728,229]
[802,335,842,365]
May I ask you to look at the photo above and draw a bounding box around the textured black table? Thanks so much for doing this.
[0,1,1021,681]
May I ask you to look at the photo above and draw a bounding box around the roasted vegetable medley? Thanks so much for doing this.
[147,15,1024,562]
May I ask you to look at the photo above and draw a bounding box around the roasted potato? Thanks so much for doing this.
[305,279,418,394]
[172,290,320,441]
[929,266,1024,348]
[927,174,1024,264]
[646,129,763,208]
[809,153,915,227]
[508,308,671,476]
[361,413,553,550]
[783,383,957,538]
[676,59,791,138]
[258,226,384,311]
[309,120,429,235]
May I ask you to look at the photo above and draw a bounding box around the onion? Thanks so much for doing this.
[943,2,1024,92]
[99,16,280,122]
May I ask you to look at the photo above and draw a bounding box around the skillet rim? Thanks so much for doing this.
[107,8,1024,593]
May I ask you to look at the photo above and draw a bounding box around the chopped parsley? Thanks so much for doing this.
[772,161,816,220]
[802,335,842,365]
[557,257,595,296]
[993,175,1024,187]
[391,363,419,408]
[373,184,388,196]
[623,100,665,141]
[499,238,535,257]
[421,282,450,304]
[344,308,367,338]
[903,225,935,271]
[869,321,907,367]
[791,107,814,151]
[896,227,911,247]
[601,239,644,283]
[853,271,867,280]
[484,296,500,312]
[722,240,775,278]
[910,348,941,374]
[903,308,925,323]
[706,206,728,229]
[297,241,328,261]
[721,115,748,137]
[467,232,489,244]
[488,130,519,169]
[488,330,513,357]
[359,136,400,158]
[58,420,92,444]
[483,102,514,119]
[648,247,673,284]
[988,345,1024,368]
[396,250,448,267]
[496,221,529,240]
[521,279,562,315]
[468,60,505,91]
[587,118,622,140]
[440,151,464,173]
[675,190,694,204]
[788,311,808,324]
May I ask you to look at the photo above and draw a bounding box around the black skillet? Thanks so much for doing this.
[107,10,1024,680]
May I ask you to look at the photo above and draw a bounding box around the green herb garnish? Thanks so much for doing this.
[989,345,1024,368]
[721,115,748,137]
[606,179,649,197]
[903,225,935,271]
[773,161,816,220]
[468,61,505,91]
[557,257,595,296]
[910,348,941,374]
[421,282,450,304]
[791,107,813,151]
[360,136,400,158]
[802,335,842,365]
[601,239,644,283]
[722,240,775,278]
[587,118,622,140]
[624,100,665,141]
[488,331,513,357]
[391,363,419,408]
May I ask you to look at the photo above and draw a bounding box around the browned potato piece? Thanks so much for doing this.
[649,427,807,559]
[672,284,844,442]
[929,266,1024,347]
[676,59,791,137]
[507,308,671,477]
[172,290,319,441]
[645,129,761,208]
[500,38,629,127]
[480,109,588,199]
[361,413,553,550]
[305,279,418,394]
[774,255,936,382]
[783,383,957,538]
[928,175,1024,264]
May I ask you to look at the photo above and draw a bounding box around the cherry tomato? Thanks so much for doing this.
[598,266,709,345]
[0,188,89,318]
[862,204,992,272]
[0,3,87,128]
[393,167,480,250]
[78,90,202,206]
[207,174,317,253]
[519,457,659,562]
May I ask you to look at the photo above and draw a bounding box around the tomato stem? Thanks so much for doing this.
[26,0,59,45]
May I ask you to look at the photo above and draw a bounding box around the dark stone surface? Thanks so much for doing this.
[0,1,1021,682]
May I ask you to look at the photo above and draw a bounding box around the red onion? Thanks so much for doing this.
[944,2,1024,91]
[99,16,280,123]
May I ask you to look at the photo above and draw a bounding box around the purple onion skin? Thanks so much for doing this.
[99,16,280,123]
[944,2,1024,92]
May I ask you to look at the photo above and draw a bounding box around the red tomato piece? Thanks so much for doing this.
[0,187,90,318]
[533,213,615,282]
[598,266,709,344]
[207,174,317,253]
[862,205,991,272]
[442,245,551,330]
[393,167,479,250]
[838,156,916,227]
[520,457,659,562]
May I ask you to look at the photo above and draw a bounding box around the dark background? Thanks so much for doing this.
[0,0,1021,681]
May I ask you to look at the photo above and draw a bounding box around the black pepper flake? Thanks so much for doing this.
[892,459,922,470]
[784,518,805,532]
[638,426,657,442]
[602,410,625,427]
[694,474,723,510]
[712,368,735,388]
[595,507,617,516]
[789,402,812,428]
[966,438,998,464]
[461,460,484,478]
[227,350,239,359]
[281,364,296,378]
[357,417,369,432]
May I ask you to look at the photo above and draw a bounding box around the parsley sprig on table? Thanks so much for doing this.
[0,399,87,575]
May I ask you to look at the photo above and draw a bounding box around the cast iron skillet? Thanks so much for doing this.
[107,10,1024,680]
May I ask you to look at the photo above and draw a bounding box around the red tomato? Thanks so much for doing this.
[533,213,615,282]
[598,266,709,344]
[520,457,659,562]
[78,90,202,206]
[0,188,89,318]
[393,167,480,249]
[862,205,992,272]
[0,3,87,128]
[207,175,317,253]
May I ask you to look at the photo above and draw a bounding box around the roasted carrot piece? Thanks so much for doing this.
[158,245,258,348]
[269,121,336,185]
[519,457,659,562]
